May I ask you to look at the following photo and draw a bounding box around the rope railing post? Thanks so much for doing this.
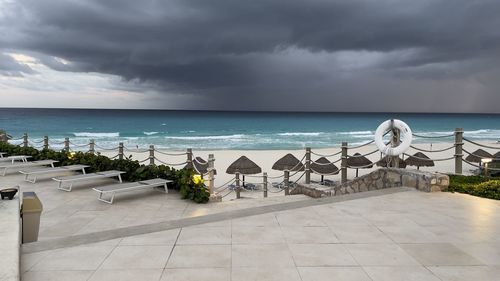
[341,141,348,183]
[118,142,124,160]
[284,170,290,195]
[43,136,49,150]
[305,147,311,184]
[455,128,463,175]
[263,172,268,198]
[391,127,400,168]
[64,137,70,152]
[208,154,215,194]
[149,145,155,165]
[23,133,28,148]
[235,172,241,199]
[89,139,95,154]
[187,148,193,167]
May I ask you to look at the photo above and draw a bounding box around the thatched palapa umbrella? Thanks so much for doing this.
[184,157,217,175]
[377,156,407,168]
[493,151,500,163]
[465,149,493,163]
[272,153,305,171]
[347,152,373,177]
[226,156,262,186]
[405,152,434,170]
[310,157,339,182]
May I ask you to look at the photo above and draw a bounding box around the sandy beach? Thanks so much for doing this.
[100,140,499,189]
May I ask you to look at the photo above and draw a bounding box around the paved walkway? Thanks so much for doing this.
[21,188,500,281]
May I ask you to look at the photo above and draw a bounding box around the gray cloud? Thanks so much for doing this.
[0,52,35,76]
[1,0,500,112]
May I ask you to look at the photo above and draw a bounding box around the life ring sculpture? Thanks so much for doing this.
[374,119,412,156]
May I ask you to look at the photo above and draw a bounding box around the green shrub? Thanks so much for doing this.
[0,142,209,203]
[448,175,500,200]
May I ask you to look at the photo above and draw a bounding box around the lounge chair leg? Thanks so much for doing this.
[118,174,122,183]
[96,192,113,204]
[1,168,6,176]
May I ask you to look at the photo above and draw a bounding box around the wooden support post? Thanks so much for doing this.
[149,145,155,165]
[455,128,463,175]
[341,141,348,183]
[118,142,124,160]
[64,137,70,152]
[89,139,95,154]
[284,170,290,195]
[43,136,49,150]
[263,172,268,198]
[187,148,193,167]
[208,154,215,194]
[305,147,311,184]
[391,126,400,168]
[235,172,241,199]
[23,133,28,148]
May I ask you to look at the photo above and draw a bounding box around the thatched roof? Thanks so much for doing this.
[465,149,493,163]
[405,152,434,167]
[226,156,262,175]
[376,156,407,168]
[310,157,339,175]
[183,157,216,175]
[272,153,305,171]
[347,152,373,168]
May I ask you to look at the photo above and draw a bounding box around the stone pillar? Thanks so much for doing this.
[118,142,124,160]
[341,141,348,183]
[149,145,155,165]
[235,172,241,199]
[89,139,95,155]
[23,133,28,148]
[187,148,193,167]
[263,172,268,198]
[43,136,49,150]
[455,128,463,175]
[305,147,311,184]
[64,137,70,152]
[284,170,290,195]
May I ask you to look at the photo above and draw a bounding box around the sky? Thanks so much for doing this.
[1,0,500,113]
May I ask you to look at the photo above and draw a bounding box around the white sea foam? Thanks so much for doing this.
[165,134,245,140]
[143,131,159,136]
[278,132,323,136]
[73,132,119,137]
[338,130,372,135]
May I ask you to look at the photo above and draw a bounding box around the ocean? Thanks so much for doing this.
[1,108,500,150]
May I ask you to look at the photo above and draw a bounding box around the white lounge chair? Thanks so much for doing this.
[53,170,125,192]
[93,178,172,204]
[19,164,89,183]
[0,160,57,176]
[0,155,32,163]
[0,152,6,158]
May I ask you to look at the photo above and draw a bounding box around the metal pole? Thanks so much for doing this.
[89,139,95,154]
[391,126,400,168]
[23,133,28,148]
[341,141,348,183]
[284,170,290,195]
[149,145,155,165]
[43,136,49,150]
[235,172,241,199]
[263,172,268,198]
[455,128,463,175]
[64,137,70,152]
[305,147,311,184]
[118,142,124,160]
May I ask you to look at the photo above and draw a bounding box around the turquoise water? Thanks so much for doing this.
[1,108,500,150]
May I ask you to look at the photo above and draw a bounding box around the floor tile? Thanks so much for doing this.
[428,265,500,281]
[30,246,115,271]
[289,244,357,266]
[100,245,173,269]
[363,266,441,281]
[120,229,180,246]
[298,266,371,281]
[232,266,302,281]
[161,268,230,281]
[331,225,392,243]
[89,269,163,281]
[232,244,295,267]
[454,242,500,266]
[232,226,285,244]
[281,226,338,244]
[346,243,419,266]
[400,243,483,266]
[167,245,231,268]
[22,270,93,281]
[177,227,231,245]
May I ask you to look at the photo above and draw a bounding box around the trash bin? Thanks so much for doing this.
[21,192,43,243]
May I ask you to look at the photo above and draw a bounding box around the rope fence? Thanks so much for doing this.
[463,137,500,150]
[409,144,455,153]
[412,133,455,139]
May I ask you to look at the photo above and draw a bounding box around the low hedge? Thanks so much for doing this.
[0,142,210,203]
[448,175,500,200]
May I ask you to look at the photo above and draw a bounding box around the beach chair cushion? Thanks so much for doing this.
[93,178,172,204]
[20,165,88,175]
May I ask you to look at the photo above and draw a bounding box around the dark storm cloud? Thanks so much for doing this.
[0,53,35,76]
[1,0,500,112]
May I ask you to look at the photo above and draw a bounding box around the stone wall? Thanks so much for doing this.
[0,195,20,280]
[291,168,449,198]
